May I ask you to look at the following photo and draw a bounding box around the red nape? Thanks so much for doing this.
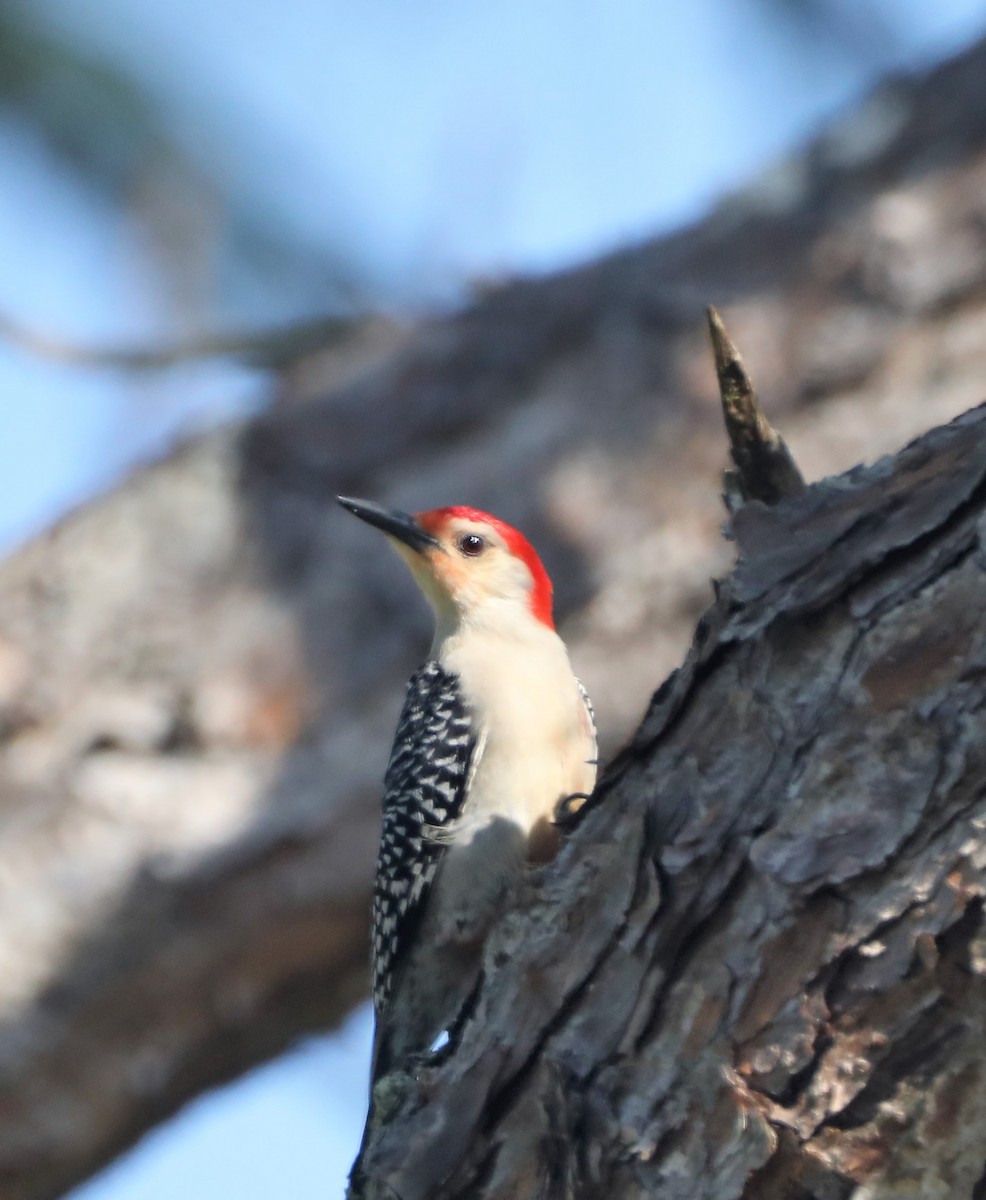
[416,506,554,629]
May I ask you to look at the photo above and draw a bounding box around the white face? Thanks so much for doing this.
[393,517,535,624]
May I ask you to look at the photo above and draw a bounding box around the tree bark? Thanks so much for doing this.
[4,32,986,1200]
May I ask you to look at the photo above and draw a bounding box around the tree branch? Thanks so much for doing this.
[0,310,367,371]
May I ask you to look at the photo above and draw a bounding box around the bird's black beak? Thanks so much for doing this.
[337,496,441,555]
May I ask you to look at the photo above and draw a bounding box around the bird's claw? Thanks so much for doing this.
[554,791,594,830]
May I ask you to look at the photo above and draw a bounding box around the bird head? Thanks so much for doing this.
[338,496,553,633]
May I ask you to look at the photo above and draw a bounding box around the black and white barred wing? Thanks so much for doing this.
[372,661,475,1013]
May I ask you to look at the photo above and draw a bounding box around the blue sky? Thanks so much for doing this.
[4,2,986,1196]
[70,1010,372,1198]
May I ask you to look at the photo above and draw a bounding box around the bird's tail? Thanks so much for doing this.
[347,1017,392,1197]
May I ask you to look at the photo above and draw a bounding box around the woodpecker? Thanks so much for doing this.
[338,496,597,1088]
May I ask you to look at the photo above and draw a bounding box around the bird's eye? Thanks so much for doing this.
[458,533,486,557]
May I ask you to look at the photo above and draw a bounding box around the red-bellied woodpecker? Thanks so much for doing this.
[338,496,597,1088]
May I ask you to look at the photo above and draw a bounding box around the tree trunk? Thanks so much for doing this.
[4,32,986,1200]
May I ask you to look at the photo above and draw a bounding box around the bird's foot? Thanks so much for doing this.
[554,791,594,830]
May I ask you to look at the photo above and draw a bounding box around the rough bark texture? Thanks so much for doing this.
[3,32,986,1200]
[357,399,986,1199]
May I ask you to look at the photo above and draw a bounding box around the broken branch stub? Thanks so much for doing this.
[707,305,806,510]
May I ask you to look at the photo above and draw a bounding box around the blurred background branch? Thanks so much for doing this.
[0,310,367,371]
[0,3,362,319]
